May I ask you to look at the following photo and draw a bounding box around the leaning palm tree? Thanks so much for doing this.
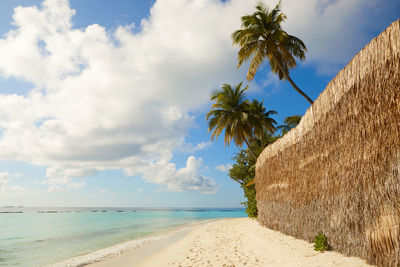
[232,1,313,104]
[248,99,277,148]
[206,82,258,159]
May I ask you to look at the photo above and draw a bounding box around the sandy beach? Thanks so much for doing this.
[88,218,373,267]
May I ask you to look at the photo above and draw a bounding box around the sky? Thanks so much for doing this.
[0,0,398,207]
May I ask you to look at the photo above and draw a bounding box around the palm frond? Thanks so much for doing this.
[231,1,312,104]
[247,48,264,80]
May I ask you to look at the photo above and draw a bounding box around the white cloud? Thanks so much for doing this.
[40,175,85,191]
[0,0,395,193]
[248,72,281,97]
[182,141,211,153]
[67,182,85,190]
[0,172,31,195]
[0,0,249,193]
[43,177,71,185]
[265,0,397,74]
[12,173,23,178]
[193,142,211,151]
[47,185,66,193]
[99,189,116,196]
[0,172,9,190]
[215,164,233,172]
[126,155,217,193]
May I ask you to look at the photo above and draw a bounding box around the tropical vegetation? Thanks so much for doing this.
[232,1,313,104]
[206,82,277,160]
[206,81,301,217]
[206,1,307,218]
[277,115,301,135]
[228,134,278,217]
[314,232,329,252]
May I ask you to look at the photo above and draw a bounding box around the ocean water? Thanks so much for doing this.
[0,207,246,266]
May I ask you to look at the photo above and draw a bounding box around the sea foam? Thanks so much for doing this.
[49,230,175,267]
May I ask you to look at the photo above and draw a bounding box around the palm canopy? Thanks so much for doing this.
[232,1,313,104]
[248,99,277,147]
[278,115,302,135]
[206,82,277,159]
[206,82,252,148]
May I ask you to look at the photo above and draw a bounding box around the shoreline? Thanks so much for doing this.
[82,218,373,267]
[86,223,195,267]
[49,219,216,267]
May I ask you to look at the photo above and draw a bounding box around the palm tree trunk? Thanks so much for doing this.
[286,75,313,105]
[271,54,314,105]
[233,179,244,186]
[260,132,264,148]
[243,138,258,160]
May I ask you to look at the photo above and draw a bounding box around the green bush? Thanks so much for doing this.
[229,150,258,218]
[314,232,328,252]
[242,184,257,218]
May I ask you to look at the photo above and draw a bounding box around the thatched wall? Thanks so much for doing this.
[255,20,400,266]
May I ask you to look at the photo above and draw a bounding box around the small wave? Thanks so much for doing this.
[49,232,174,267]
[47,221,210,267]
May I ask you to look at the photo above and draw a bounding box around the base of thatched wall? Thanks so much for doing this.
[257,199,366,258]
[256,20,400,267]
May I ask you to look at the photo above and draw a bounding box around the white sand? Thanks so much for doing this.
[89,218,373,267]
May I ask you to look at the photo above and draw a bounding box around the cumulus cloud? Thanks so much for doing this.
[266,0,398,74]
[0,0,395,192]
[126,155,217,193]
[0,0,251,192]
[215,164,233,172]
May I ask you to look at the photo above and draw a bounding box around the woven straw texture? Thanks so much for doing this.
[255,20,400,266]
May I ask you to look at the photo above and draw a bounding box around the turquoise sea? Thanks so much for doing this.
[0,207,246,266]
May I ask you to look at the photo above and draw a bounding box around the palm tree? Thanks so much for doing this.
[278,115,301,135]
[248,99,277,148]
[206,82,258,159]
[232,1,313,104]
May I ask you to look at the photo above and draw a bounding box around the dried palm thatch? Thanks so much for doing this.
[255,20,400,266]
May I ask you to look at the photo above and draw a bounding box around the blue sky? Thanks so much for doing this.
[0,0,398,207]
